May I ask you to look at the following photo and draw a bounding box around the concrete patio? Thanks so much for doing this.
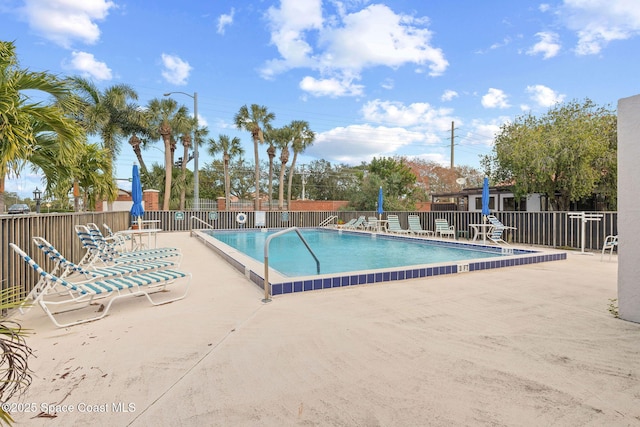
[9,231,639,426]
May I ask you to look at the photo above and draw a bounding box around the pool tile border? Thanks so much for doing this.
[194,228,567,297]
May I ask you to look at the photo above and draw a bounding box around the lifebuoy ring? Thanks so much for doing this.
[236,212,247,224]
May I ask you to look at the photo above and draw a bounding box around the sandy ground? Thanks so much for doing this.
[7,232,639,427]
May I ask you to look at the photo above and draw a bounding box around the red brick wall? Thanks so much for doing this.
[289,200,350,211]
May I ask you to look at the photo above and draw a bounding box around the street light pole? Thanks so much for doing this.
[163,91,199,210]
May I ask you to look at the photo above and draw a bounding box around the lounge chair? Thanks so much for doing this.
[10,243,191,328]
[364,216,378,231]
[487,226,508,245]
[408,215,434,237]
[434,219,455,239]
[22,237,178,311]
[486,215,516,244]
[339,218,357,228]
[387,215,410,234]
[601,235,618,261]
[75,225,180,268]
[344,216,366,230]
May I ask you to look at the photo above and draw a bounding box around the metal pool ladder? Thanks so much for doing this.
[263,227,320,302]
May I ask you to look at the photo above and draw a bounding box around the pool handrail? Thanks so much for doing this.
[190,215,214,237]
[263,227,320,302]
[318,215,338,226]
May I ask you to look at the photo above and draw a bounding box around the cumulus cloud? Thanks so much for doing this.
[560,0,640,55]
[299,75,364,97]
[441,89,458,101]
[308,124,424,165]
[527,31,561,59]
[66,51,112,80]
[161,54,192,85]
[526,84,565,107]
[261,1,448,97]
[361,99,454,130]
[217,8,234,35]
[481,88,510,109]
[20,0,115,48]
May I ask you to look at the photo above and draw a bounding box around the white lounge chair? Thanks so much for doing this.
[387,215,410,234]
[601,235,618,261]
[434,219,455,239]
[10,243,191,328]
[408,215,434,237]
[486,215,516,244]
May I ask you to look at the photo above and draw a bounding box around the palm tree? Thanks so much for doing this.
[128,134,148,174]
[208,135,244,210]
[0,41,84,213]
[264,128,278,210]
[234,104,275,211]
[145,98,191,210]
[276,126,293,210]
[287,120,315,206]
[68,77,141,210]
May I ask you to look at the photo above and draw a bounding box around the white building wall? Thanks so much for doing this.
[618,94,640,323]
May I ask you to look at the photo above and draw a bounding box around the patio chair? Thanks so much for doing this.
[408,215,434,237]
[601,235,618,261]
[364,216,378,231]
[339,218,357,228]
[487,215,516,243]
[75,225,181,269]
[22,237,178,312]
[10,243,191,328]
[387,215,410,234]
[344,216,366,230]
[434,219,455,239]
[487,227,509,245]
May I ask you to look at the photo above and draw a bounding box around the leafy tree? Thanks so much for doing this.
[0,41,84,212]
[234,104,275,210]
[349,157,420,210]
[482,98,617,210]
[404,159,483,197]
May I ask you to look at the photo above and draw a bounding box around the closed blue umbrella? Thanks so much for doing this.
[377,186,384,220]
[130,163,144,225]
[481,177,490,218]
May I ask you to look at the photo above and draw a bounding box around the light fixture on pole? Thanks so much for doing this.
[33,187,42,213]
[163,91,199,210]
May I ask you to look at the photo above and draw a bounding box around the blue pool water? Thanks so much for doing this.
[207,228,503,277]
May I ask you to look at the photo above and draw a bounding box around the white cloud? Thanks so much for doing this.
[561,0,640,55]
[527,31,561,59]
[308,124,424,165]
[261,1,448,96]
[441,89,458,101]
[481,88,510,109]
[381,78,394,90]
[361,99,454,130]
[299,75,364,97]
[161,54,192,85]
[217,8,234,35]
[66,51,112,80]
[539,4,551,13]
[526,84,566,107]
[20,0,116,48]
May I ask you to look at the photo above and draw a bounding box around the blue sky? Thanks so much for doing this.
[2,0,639,197]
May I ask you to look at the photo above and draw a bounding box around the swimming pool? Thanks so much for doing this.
[193,227,566,296]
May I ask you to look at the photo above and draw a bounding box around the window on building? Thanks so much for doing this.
[475,196,495,210]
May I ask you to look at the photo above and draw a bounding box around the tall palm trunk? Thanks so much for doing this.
[278,148,289,210]
[267,145,275,211]
[287,150,300,207]
[224,153,231,210]
[179,134,191,210]
[129,134,148,175]
[252,130,261,211]
[160,123,172,210]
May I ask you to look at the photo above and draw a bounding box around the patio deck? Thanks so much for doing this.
[9,232,639,426]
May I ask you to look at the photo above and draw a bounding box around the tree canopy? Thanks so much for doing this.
[481,98,617,210]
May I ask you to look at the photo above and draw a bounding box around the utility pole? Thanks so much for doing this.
[298,164,309,200]
[450,121,455,169]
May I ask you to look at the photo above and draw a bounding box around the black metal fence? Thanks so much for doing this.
[1,210,617,303]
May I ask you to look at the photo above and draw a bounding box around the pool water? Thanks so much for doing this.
[208,228,502,277]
